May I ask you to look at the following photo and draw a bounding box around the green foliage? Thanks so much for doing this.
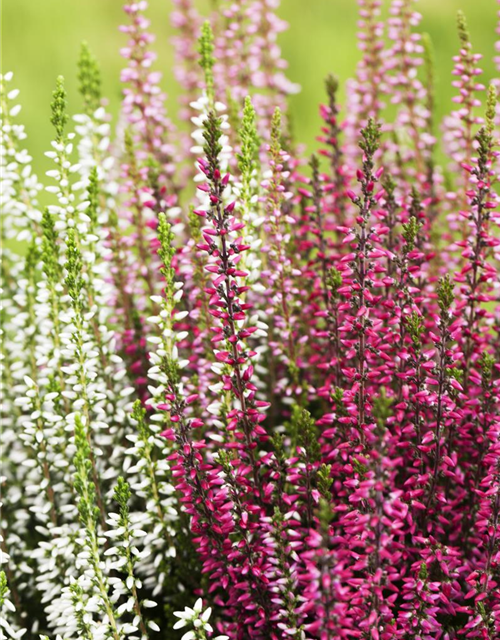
[70,581,94,640]
[317,464,333,501]
[296,407,320,463]
[476,126,493,169]
[485,84,497,134]
[131,399,147,434]
[437,274,454,312]
[73,414,121,639]
[160,354,180,388]
[111,475,147,632]
[146,156,161,196]
[157,212,175,290]
[0,571,7,608]
[309,153,320,178]
[271,431,287,466]
[65,228,84,310]
[352,456,369,476]
[202,110,223,176]
[402,213,421,253]
[318,497,333,531]
[479,352,495,388]
[448,367,464,399]
[327,267,342,297]
[198,21,215,104]
[325,73,339,105]
[73,414,99,528]
[309,153,323,219]
[238,97,259,171]
[86,166,99,230]
[406,311,425,351]
[216,449,233,474]
[24,240,40,279]
[270,108,282,157]
[50,75,68,143]
[359,118,381,158]
[78,41,101,116]
[156,211,181,381]
[237,96,260,214]
[114,475,132,517]
[372,388,393,432]
[419,562,428,580]
[41,209,61,282]
[317,463,334,531]
[457,10,470,48]
[188,205,202,243]
[331,387,347,417]
[383,174,396,202]
[409,187,422,220]
[158,212,185,392]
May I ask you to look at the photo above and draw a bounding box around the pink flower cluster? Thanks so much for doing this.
[113,0,500,637]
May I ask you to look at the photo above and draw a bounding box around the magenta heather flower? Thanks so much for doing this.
[317,75,350,225]
[442,11,485,197]
[195,111,268,485]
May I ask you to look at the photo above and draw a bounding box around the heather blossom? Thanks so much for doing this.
[2,0,500,638]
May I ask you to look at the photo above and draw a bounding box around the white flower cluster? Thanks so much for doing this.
[0,545,27,640]
[173,599,228,640]
[0,75,189,639]
[0,73,43,246]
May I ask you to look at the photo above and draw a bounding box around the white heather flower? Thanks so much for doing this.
[0,74,43,247]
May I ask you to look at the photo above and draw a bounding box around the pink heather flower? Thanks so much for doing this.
[317,75,351,226]
[195,112,268,477]
[211,0,299,138]
[344,0,387,161]
[170,0,203,123]
[384,0,431,183]
[259,109,305,397]
[442,11,485,200]
[120,1,179,196]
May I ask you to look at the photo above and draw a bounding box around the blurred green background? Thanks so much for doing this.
[2,0,498,179]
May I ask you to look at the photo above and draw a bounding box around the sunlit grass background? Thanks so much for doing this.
[3,0,498,180]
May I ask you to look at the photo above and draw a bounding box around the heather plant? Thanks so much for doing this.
[1,1,500,639]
